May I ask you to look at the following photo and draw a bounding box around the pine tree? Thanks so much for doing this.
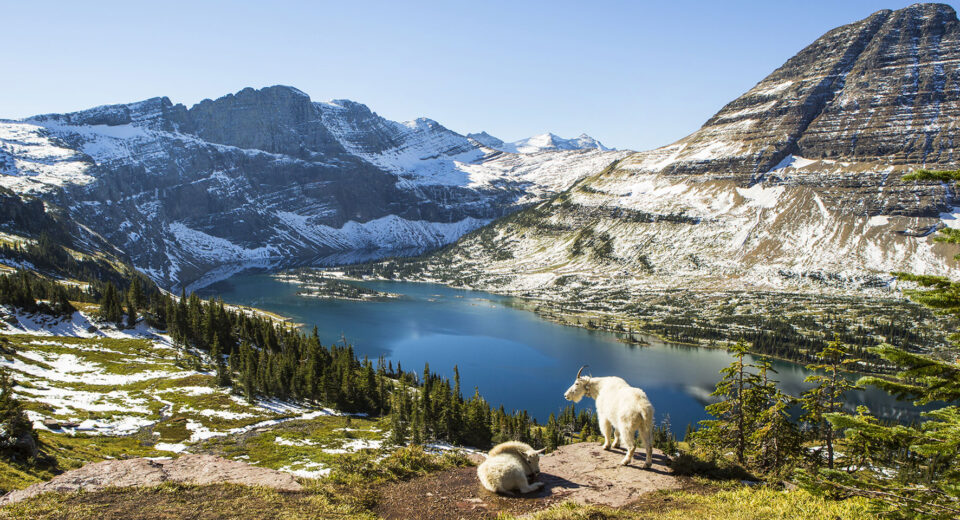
[695,340,763,464]
[125,295,138,328]
[97,282,123,325]
[544,413,562,451]
[51,285,75,317]
[792,258,960,517]
[127,278,146,311]
[749,357,801,470]
[800,334,859,469]
[802,343,960,518]
[389,378,410,445]
[0,369,35,461]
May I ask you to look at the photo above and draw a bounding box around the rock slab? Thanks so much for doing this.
[376,442,680,520]
[0,454,302,506]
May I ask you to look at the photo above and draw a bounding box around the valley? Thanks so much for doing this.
[2,2,960,519]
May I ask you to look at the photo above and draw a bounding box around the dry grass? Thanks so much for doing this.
[518,485,877,520]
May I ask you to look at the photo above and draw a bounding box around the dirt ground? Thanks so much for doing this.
[376,442,681,520]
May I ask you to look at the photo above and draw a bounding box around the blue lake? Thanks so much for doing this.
[200,273,920,428]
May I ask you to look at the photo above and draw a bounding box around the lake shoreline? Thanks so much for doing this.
[198,270,923,425]
[300,269,889,377]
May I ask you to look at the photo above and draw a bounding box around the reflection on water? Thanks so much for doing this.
[200,273,922,427]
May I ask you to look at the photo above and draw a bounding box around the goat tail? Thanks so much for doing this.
[635,393,655,433]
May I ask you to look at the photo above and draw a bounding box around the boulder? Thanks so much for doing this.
[0,454,303,506]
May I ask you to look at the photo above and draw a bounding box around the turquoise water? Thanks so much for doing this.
[200,273,920,428]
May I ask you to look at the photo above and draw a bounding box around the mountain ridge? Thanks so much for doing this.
[384,3,960,303]
[0,85,627,289]
[468,131,613,154]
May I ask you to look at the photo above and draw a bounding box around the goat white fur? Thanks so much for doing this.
[563,368,654,467]
[487,441,544,476]
[477,442,545,495]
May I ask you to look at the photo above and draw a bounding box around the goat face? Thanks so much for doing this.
[525,449,544,474]
[564,377,589,403]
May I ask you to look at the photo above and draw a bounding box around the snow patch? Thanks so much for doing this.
[736,184,784,208]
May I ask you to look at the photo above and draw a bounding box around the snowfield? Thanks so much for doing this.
[0,307,341,445]
[0,305,471,482]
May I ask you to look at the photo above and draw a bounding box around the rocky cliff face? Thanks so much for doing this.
[624,3,960,180]
[0,86,625,289]
[406,4,960,298]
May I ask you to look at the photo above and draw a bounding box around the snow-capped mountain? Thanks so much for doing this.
[468,131,613,154]
[0,86,627,289]
[403,3,960,298]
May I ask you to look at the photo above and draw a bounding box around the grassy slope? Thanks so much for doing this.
[0,478,877,520]
[522,485,875,520]
[0,315,391,493]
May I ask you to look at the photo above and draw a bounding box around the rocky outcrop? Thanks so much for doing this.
[376,442,678,520]
[0,454,303,506]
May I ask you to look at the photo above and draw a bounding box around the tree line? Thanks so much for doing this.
[690,329,959,518]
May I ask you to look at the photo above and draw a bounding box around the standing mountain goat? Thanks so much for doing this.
[477,441,545,495]
[563,366,654,467]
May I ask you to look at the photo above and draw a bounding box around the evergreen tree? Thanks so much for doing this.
[0,369,35,461]
[695,340,763,464]
[750,357,801,471]
[389,378,411,445]
[127,278,146,311]
[793,252,960,517]
[803,343,960,518]
[800,334,859,469]
[544,413,562,451]
[97,282,124,325]
[125,295,138,328]
[51,284,75,317]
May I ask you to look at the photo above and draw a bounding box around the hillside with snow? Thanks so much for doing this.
[468,131,613,154]
[0,87,626,289]
[0,305,398,481]
[386,3,960,302]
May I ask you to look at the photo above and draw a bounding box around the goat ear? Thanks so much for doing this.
[534,448,546,454]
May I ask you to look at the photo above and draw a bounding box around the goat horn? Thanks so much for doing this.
[576,365,588,379]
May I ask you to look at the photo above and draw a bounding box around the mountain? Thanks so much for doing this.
[468,131,613,153]
[0,86,627,289]
[397,3,960,299]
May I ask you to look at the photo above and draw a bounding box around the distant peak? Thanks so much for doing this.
[253,85,310,98]
[468,131,506,149]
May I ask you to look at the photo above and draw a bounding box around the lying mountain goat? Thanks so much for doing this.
[488,441,544,476]
[477,441,545,495]
[563,366,654,467]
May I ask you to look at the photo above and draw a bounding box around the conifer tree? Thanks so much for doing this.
[127,278,146,311]
[800,334,859,469]
[695,340,763,464]
[51,285,75,316]
[750,357,801,470]
[0,369,35,461]
[125,295,138,328]
[805,342,960,517]
[389,378,411,445]
[792,252,960,517]
[97,282,124,325]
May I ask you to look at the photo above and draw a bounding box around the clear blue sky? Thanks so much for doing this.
[1,1,951,151]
